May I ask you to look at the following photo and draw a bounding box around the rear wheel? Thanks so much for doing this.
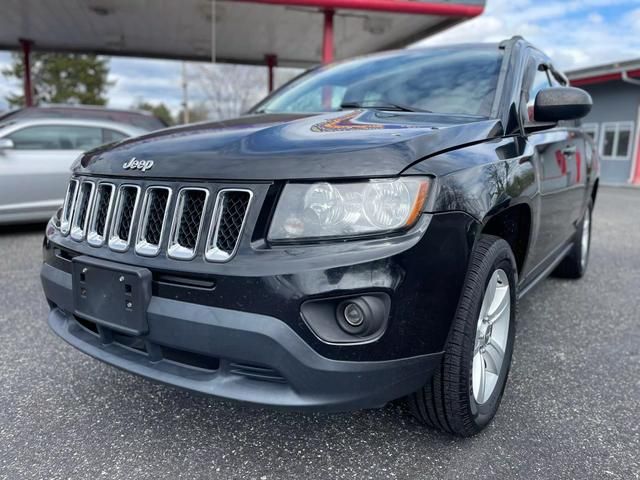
[553,202,592,279]
[408,235,517,436]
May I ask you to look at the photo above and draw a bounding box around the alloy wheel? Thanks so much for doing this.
[472,269,511,405]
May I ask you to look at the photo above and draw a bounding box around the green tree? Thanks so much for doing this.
[2,53,112,107]
[134,101,174,126]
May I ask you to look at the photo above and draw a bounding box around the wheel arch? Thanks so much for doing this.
[480,202,532,275]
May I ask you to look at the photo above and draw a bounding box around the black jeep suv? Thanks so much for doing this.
[41,37,598,436]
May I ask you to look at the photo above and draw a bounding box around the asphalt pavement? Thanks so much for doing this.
[1,186,638,480]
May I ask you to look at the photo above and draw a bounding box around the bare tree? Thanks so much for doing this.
[191,64,266,121]
[189,63,303,121]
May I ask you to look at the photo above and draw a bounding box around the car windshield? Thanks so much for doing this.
[254,47,503,117]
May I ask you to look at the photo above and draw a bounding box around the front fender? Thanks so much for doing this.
[409,137,538,223]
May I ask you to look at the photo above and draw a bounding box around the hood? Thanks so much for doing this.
[76,110,503,180]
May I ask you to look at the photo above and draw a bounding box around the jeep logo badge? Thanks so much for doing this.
[123,157,154,172]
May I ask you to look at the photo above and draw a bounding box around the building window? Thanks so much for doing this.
[600,122,634,160]
[582,123,598,143]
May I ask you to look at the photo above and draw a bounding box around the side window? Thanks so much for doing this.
[103,129,128,143]
[7,125,104,150]
[523,62,551,123]
[600,122,634,160]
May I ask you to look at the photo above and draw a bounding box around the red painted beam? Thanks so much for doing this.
[322,9,334,64]
[570,69,640,87]
[265,54,278,91]
[233,0,483,16]
[19,38,33,107]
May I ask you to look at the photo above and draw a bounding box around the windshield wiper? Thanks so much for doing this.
[340,101,431,113]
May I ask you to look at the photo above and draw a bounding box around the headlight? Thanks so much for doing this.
[268,177,430,241]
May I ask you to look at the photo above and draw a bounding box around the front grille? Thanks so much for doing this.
[87,183,115,247]
[59,178,254,263]
[135,187,172,257]
[205,189,252,262]
[168,188,209,260]
[70,181,95,241]
[108,185,141,252]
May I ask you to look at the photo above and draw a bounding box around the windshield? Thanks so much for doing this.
[254,47,503,117]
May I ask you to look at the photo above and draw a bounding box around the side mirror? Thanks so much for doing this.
[0,138,15,150]
[534,87,592,122]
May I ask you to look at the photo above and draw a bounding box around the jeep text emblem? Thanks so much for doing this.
[123,157,154,172]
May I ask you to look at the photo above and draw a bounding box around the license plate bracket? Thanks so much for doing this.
[72,255,152,336]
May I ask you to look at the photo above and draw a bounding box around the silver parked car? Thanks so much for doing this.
[0,118,146,225]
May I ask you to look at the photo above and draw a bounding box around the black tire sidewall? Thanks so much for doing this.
[466,251,517,429]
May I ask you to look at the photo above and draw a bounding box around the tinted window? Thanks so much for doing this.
[7,125,104,150]
[254,48,503,116]
[525,67,551,122]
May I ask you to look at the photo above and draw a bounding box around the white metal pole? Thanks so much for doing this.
[181,62,190,124]
[211,0,216,63]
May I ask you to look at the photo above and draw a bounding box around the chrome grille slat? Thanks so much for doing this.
[167,188,209,260]
[70,181,96,242]
[87,183,115,247]
[135,186,172,257]
[108,185,141,252]
[60,179,80,235]
[205,189,253,262]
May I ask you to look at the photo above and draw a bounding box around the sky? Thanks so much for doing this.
[1,0,639,114]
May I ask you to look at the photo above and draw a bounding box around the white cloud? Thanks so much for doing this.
[417,0,640,70]
[587,12,604,24]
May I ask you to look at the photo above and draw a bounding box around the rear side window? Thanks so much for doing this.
[103,129,129,143]
[7,125,104,150]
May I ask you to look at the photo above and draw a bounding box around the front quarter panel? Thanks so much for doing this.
[409,137,538,222]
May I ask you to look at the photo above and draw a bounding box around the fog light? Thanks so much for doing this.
[301,293,390,343]
[343,302,365,327]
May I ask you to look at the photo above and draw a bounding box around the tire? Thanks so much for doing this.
[407,235,517,437]
[552,202,592,279]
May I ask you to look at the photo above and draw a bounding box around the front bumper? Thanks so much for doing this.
[42,263,441,411]
[41,210,477,411]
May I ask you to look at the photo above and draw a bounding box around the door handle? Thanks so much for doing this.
[562,146,577,156]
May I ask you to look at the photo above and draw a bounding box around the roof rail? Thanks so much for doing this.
[499,36,526,49]
[36,103,155,117]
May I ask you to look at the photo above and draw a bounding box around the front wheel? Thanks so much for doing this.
[408,235,517,436]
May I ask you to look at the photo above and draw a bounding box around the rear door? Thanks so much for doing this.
[0,124,103,219]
